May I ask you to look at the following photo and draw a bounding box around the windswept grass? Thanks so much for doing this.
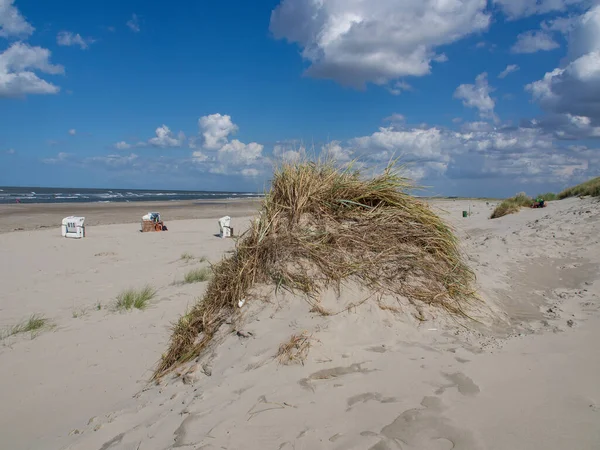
[536,192,557,202]
[558,176,600,199]
[490,192,533,219]
[115,286,156,311]
[154,159,476,379]
[183,267,213,284]
[180,252,195,262]
[1,314,53,340]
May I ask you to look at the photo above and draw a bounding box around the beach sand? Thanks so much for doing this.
[1,198,599,450]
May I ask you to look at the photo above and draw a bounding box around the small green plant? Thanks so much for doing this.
[115,286,156,311]
[72,308,87,319]
[490,192,533,219]
[183,267,213,284]
[1,314,53,340]
[180,252,195,262]
[96,302,102,311]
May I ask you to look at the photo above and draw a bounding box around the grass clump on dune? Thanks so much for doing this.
[490,192,533,219]
[558,176,600,199]
[536,192,557,202]
[154,160,475,378]
[115,286,156,311]
[1,314,53,340]
[183,267,213,284]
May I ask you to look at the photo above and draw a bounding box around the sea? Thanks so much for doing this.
[0,186,263,204]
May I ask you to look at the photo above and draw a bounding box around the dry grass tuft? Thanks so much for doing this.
[277,332,312,365]
[558,176,600,199]
[115,286,156,311]
[153,159,476,378]
[490,192,533,219]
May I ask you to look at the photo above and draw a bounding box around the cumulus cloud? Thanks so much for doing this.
[198,114,238,150]
[526,5,600,121]
[388,81,412,96]
[193,113,267,177]
[0,0,34,38]
[68,129,76,136]
[269,0,490,89]
[498,64,519,79]
[114,125,185,149]
[0,42,64,97]
[148,125,185,148]
[273,141,307,163]
[511,30,560,54]
[493,0,589,19]
[127,14,140,32]
[454,73,498,122]
[57,31,94,50]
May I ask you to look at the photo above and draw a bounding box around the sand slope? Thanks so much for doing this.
[1,198,599,450]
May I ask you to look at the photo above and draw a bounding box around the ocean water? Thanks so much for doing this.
[0,186,262,204]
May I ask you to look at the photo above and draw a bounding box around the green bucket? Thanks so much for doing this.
[462,211,468,218]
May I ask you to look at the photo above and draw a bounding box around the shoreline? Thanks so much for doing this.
[0,198,262,233]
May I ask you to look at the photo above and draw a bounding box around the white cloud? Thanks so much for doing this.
[454,73,497,122]
[322,140,352,163]
[68,129,76,136]
[526,5,600,121]
[0,0,34,38]
[493,0,588,19]
[388,81,412,96]
[127,13,140,32]
[541,15,581,34]
[273,141,307,163]
[498,64,519,79]
[198,113,238,150]
[57,31,94,50]
[191,151,210,162]
[269,0,490,88]
[217,140,264,166]
[86,153,138,168]
[511,30,560,54]
[384,113,406,123]
[0,42,64,97]
[148,125,185,148]
[114,141,132,150]
[43,152,71,164]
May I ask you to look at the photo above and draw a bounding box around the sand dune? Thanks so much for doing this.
[1,198,599,450]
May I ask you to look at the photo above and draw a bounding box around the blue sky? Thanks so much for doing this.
[1,0,599,196]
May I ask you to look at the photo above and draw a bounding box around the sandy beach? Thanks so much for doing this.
[1,197,599,450]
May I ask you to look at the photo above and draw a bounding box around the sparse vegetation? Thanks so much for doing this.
[114,286,156,311]
[180,252,194,262]
[277,332,312,365]
[1,314,53,340]
[183,267,213,284]
[180,253,207,263]
[490,192,533,219]
[536,192,557,202]
[558,177,600,199]
[154,159,476,379]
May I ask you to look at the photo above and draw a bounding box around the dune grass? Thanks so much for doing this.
[558,176,600,199]
[115,286,156,311]
[536,192,557,202]
[277,332,312,365]
[183,267,213,284]
[180,252,195,262]
[490,192,533,219]
[153,159,476,379]
[1,314,53,340]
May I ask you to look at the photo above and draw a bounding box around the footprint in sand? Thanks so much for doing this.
[435,372,480,396]
[368,396,482,449]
